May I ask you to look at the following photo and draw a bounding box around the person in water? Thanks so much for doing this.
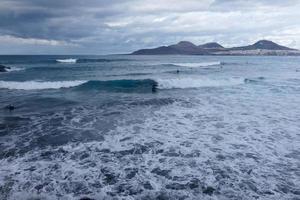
[5,104,15,111]
[152,83,157,93]
[176,70,180,74]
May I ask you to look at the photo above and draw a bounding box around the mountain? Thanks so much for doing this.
[198,42,224,49]
[230,40,295,51]
[132,41,208,55]
[131,40,299,55]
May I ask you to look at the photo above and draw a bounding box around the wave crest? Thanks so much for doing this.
[156,77,244,89]
[0,77,245,91]
[4,67,24,72]
[0,80,87,90]
[55,58,131,64]
[75,79,157,93]
[56,59,77,63]
[169,61,222,68]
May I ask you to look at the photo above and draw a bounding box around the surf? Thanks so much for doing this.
[0,77,246,91]
[56,59,77,63]
[74,79,157,93]
[0,80,87,90]
[155,77,244,89]
[168,61,222,68]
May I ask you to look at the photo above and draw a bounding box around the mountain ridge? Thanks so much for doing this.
[132,40,299,56]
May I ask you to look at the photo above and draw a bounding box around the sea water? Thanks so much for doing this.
[0,55,299,199]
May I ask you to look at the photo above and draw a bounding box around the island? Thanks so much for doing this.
[131,40,300,56]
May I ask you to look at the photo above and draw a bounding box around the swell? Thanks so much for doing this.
[0,58,131,64]
[167,61,222,68]
[56,58,131,63]
[74,79,157,93]
[76,58,131,63]
[0,80,87,90]
[156,77,245,89]
[0,77,246,91]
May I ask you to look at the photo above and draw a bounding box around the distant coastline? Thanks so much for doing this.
[132,40,300,56]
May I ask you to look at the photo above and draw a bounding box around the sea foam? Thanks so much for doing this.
[0,80,87,90]
[156,77,244,89]
[56,58,77,63]
[170,61,221,68]
[4,67,24,72]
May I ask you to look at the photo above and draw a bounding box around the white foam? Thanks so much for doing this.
[5,67,24,72]
[56,58,77,63]
[0,80,87,90]
[170,61,221,68]
[156,77,244,89]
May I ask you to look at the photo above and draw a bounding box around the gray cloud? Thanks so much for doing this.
[0,0,299,54]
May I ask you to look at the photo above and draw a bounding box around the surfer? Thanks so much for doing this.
[5,104,15,111]
[152,83,157,93]
[176,69,180,74]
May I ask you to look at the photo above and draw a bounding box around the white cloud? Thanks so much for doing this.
[0,0,300,53]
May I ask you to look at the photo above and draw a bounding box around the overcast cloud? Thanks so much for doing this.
[0,0,300,54]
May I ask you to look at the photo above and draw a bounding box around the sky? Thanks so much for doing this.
[0,0,300,54]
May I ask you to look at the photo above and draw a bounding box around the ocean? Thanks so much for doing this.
[0,55,299,200]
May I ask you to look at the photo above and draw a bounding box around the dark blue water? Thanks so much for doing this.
[0,55,300,200]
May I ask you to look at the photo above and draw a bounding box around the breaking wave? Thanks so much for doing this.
[0,66,24,72]
[0,77,245,91]
[76,58,131,63]
[56,59,77,63]
[5,67,24,72]
[156,77,244,89]
[0,80,87,90]
[169,61,222,68]
[75,79,157,93]
[56,58,131,64]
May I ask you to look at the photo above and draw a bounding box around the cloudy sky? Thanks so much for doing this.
[0,0,300,54]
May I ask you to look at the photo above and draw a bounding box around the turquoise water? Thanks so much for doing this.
[0,55,300,199]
